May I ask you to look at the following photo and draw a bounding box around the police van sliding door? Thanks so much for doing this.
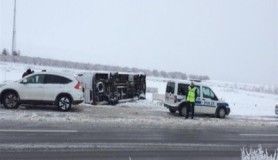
[200,86,218,114]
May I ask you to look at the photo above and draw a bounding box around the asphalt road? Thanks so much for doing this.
[0,120,277,160]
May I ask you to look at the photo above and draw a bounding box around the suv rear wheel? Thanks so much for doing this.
[56,95,72,111]
[2,91,20,109]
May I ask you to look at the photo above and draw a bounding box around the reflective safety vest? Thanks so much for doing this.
[186,86,197,103]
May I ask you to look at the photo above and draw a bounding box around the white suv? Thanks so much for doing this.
[0,71,84,111]
[164,80,230,118]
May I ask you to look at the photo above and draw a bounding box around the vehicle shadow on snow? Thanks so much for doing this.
[0,105,83,113]
[168,112,224,119]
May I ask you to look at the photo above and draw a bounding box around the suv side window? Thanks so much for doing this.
[25,74,45,84]
[178,83,189,96]
[202,86,218,100]
[45,75,72,84]
[166,82,175,94]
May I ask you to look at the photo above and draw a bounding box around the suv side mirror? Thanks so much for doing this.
[21,79,28,84]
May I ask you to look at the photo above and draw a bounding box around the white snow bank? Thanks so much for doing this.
[1,101,277,129]
[212,86,278,116]
[242,145,278,160]
[0,62,277,117]
[146,76,278,116]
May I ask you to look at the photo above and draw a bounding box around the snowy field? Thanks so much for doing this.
[0,61,277,126]
[147,77,278,116]
[0,100,277,129]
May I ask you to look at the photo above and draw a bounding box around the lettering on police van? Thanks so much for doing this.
[202,101,216,107]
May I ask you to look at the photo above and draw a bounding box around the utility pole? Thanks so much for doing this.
[11,0,17,54]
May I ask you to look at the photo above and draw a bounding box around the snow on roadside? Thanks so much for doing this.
[212,86,277,116]
[0,62,277,117]
[146,76,278,117]
[117,99,166,112]
[241,145,278,160]
[0,102,277,129]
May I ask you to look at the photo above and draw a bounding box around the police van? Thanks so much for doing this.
[164,80,230,118]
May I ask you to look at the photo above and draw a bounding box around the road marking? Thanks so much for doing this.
[2,142,277,152]
[240,134,278,137]
[0,129,78,133]
[0,142,240,152]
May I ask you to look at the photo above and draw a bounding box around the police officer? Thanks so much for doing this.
[186,82,198,119]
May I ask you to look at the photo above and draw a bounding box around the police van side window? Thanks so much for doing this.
[178,83,189,95]
[166,82,175,94]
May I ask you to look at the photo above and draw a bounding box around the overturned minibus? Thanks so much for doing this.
[77,72,146,105]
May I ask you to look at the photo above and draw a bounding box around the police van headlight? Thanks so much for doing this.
[224,103,229,108]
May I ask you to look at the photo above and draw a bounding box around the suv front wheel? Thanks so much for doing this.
[56,95,72,111]
[2,91,20,109]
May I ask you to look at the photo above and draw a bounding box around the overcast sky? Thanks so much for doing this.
[1,0,277,85]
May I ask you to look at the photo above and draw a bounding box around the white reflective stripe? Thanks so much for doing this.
[0,142,241,152]
[0,129,78,133]
[240,134,278,137]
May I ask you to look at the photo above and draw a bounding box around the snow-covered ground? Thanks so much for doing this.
[147,77,278,116]
[241,145,278,160]
[0,101,277,129]
[0,61,277,122]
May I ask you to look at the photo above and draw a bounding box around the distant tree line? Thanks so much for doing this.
[1,48,21,56]
[0,49,210,81]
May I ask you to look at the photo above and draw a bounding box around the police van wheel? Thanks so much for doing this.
[178,105,187,116]
[169,108,176,114]
[217,107,226,118]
